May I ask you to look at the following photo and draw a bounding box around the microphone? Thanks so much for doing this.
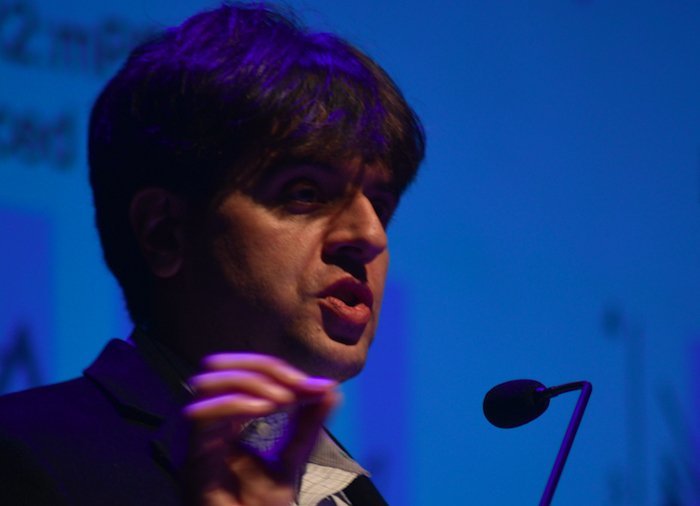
[483,379,592,506]
[483,379,549,428]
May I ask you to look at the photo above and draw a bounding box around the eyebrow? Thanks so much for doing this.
[263,161,337,177]
[264,161,398,195]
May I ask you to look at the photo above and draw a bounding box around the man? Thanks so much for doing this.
[0,3,424,505]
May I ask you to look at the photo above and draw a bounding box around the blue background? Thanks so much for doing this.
[1,1,699,504]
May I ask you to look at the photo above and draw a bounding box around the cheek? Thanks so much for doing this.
[377,249,390,277]
[226,226,322,300]
[203,219,273,298]
[256,227,319,270]
[370,252,390,302]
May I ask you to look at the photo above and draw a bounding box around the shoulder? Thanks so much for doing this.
[0,340,184,505]
[0,377,101,435]
[0,379,94,506]
[0,374,123,470]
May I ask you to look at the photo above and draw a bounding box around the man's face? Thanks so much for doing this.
[183,161,397,381]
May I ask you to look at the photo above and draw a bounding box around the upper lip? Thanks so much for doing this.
[319,278,374,308]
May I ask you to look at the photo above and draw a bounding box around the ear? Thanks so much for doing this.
[129,188,188,279]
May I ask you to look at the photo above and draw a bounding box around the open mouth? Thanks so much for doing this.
[318,278,374,330]
[320,278,373,309]
[334,288,362,307]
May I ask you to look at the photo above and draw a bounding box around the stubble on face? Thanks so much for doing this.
[181,162,394,380]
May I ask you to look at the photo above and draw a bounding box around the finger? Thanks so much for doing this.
[201,353,337,393]
[280,389,341,469]
[184,393,277,424]
[190,370,296,404]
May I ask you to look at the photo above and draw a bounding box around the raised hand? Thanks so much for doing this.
[184,353,340,506]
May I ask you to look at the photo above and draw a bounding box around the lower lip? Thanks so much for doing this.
[319,296,372,327]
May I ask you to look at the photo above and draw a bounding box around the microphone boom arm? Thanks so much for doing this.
[539,381,592,506]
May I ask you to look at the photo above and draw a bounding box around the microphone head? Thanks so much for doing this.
[483,379,550,429]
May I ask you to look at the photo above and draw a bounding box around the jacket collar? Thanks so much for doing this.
[83,339,191,475]
[83,339,187,419]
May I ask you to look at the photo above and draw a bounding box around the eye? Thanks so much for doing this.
[280,178,325,209]
[288,184,319,202]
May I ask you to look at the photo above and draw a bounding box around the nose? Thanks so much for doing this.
[323,191,388,266]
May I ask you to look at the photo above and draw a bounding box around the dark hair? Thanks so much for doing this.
[89,2,425,323]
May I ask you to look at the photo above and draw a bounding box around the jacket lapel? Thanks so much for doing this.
[83,339,191,477]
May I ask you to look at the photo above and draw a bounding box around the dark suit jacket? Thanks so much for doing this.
[0,339,387,505]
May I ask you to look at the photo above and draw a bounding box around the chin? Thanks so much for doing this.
[280,321,373,380]
[335,355,367,381]
[299,342,370,382]
[327,332,375,379]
